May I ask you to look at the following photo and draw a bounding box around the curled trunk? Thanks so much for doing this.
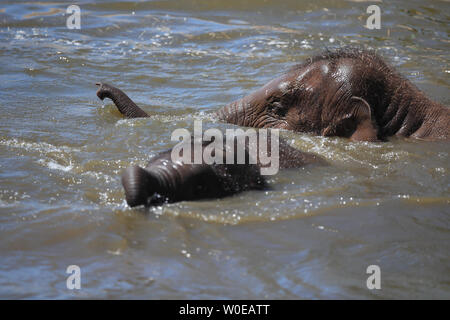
[96,83,149,118]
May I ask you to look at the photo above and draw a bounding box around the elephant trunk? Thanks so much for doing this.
[216,96,256,127]
[96,83,149,118]
[121,157,219,207]
[121,166,165,207]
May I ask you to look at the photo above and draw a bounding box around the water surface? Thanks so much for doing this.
[0,0,449,299]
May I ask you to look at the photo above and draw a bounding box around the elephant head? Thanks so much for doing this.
[216,48,450,141]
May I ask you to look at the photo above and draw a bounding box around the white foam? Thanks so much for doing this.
[0,137,79,154]
[37,159,73,172]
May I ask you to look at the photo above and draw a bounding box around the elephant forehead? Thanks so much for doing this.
[290,63,330,92]
[331,59,353,83]
[277,80,290,93]
[260,74,291,97]
[296,64,317,82]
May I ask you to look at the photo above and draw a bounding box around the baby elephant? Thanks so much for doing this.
[96,47,449,206]
[96,83,324,207]
[121,135,322,207]
[217,48,450,141]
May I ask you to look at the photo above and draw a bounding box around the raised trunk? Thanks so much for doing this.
[96,83,149,118]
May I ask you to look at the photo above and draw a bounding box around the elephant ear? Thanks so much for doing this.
[322,96,378,141]
[348,96,378,142]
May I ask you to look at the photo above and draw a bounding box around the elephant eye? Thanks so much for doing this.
[269,101,287,117]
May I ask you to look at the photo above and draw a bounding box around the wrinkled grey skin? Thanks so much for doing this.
[96,83,324,207]
[217,48,450,141]
[120,136,323,207]
[96,82,148,118]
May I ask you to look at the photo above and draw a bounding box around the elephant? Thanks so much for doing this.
[97,48,449,142]
[95,83,324,207]
[96,47,448,206]
[119,135,323,207]
[217,47,450,141]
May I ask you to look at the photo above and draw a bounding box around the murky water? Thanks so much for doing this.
[0,0,449,299]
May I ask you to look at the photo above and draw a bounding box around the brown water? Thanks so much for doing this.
[0,0,449,299]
